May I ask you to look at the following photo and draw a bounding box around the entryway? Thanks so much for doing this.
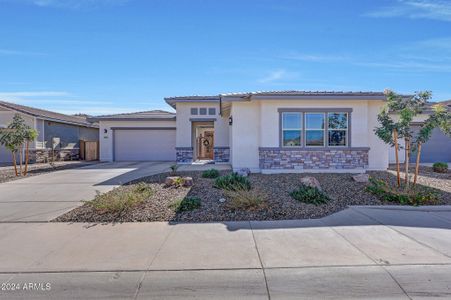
[192,121,214,162]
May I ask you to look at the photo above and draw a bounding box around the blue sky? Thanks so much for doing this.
[0,0,450,115]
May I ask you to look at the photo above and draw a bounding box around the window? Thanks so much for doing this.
[190,108,198,115]
[328,112,348,146]
[305,113,325,146]
[282,112,302,146]
[208,108,216,115]
[199,108,207,115]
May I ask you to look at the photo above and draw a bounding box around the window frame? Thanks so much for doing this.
[304,112,326,147]
[199,108,207,115]
[208,107,216,115]
[278,108,352,149]
[190,108,198,115]
[327,112,349,147]
[281,112,303,147]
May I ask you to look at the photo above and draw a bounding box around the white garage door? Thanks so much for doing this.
[114,129,176,161]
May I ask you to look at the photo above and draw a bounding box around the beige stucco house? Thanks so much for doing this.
[95,91,390,173]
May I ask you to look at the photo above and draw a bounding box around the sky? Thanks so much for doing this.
[0,0,450,115]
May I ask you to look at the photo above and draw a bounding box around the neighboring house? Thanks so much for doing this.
[90,110,176,162]
[0,101,99,163]
[388,99,451,164]
[97,91,389,173]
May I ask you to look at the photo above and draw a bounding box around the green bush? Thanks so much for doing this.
[170,196,201,212]
[213,173,251,191]
[202,169,220,178]
[225,189,267,210]
[433,162,448,173]
[290,185,329,205]
[88,182,152,214]
[366,178,438,206]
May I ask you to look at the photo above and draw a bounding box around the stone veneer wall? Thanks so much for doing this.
[176,147,194,163]
[214,147,230,163]
[259,147,369,170]
[30,148,80,163]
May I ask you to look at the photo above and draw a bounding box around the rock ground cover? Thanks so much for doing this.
[54,166,451,223]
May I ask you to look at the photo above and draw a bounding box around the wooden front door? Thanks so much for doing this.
[196,131,214,160]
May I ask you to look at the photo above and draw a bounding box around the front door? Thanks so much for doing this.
[196,131,214,160]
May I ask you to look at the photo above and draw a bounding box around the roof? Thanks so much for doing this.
[0,100,98,128]
[164,90,388,108]
[423,99,451,114]
[89,110,176,121]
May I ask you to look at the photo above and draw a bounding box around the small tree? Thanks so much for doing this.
[375,90,450,191]
[0,114,38,176]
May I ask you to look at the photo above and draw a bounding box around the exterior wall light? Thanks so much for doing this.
[228,116,233,126]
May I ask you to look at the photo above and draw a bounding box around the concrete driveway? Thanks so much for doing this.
[0,206,451,299]
[0,161,173,222]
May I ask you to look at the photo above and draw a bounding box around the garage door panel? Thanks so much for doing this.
[114,129,176,161]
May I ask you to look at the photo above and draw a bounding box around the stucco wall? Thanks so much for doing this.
[99,119,176,161]
[230,101,261,172]
[175,102,229,148]
[229,99,389,171]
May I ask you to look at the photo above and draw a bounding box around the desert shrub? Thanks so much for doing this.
[170,196,201,212]
[366,177,438,206]
[202,169,220,178]
[213,173,251,191]
[290,184,329,205]
[169,164,179,175]
[433,162,448,173]
[87,182,152,213]
[225,189,267,210]
[172,177,185,188]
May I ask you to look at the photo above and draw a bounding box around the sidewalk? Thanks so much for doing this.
[0,206,451,299]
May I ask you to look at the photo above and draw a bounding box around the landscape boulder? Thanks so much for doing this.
[236,168,251,177]
[300,176,322,191]
[165,176,181,186]
[183,177,194,187]
[352,173,369,183]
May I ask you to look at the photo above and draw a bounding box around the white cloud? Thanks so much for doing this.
[0,91,70,98]
[258,69,299,83]
[282,52,348,62]
[1,0,130,9]
[0,48,45,56]
[365,0,451,22]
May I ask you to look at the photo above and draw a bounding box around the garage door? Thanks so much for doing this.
[409,127,451,163]
[114,129,176,161]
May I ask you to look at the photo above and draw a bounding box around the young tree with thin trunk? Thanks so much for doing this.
[374,90,449,192]
[0,114,38,177]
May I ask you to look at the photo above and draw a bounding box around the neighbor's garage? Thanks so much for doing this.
[92,110,177,162]
[113,128,176,161]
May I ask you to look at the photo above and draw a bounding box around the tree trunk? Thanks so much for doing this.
[11,151,18,177]
[404,138,410,191]
[23,140,29,176]
[18,144,23,176]
[393,129,400,187]
[414,142,422,186]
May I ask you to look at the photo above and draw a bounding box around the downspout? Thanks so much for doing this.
[219,95,222,117]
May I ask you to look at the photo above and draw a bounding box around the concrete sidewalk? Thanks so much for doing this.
[1,206,451,299]
[0,161,173,222]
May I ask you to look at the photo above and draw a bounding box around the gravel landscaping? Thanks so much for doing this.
[0,161,100,184]
[55,166,451,223]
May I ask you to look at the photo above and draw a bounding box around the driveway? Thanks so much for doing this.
[0,161,173,222]
[1,206,451,299]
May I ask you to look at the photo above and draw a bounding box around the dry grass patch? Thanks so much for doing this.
[225,189,267,211]
[86,182,153,214]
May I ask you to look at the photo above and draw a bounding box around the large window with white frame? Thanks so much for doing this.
[328,112,348,146]
[282,112,302,146]
[305,113,325,146]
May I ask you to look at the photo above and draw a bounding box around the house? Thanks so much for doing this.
[389,99,451,164]
[97,91,389,173]
[0,101,99,163]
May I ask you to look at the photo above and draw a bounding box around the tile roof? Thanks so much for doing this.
[89,110,176,121]
[0,100,97,127]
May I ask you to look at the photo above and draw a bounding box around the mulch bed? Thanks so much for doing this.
[54,167,451,223]
[0,161,99,184]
